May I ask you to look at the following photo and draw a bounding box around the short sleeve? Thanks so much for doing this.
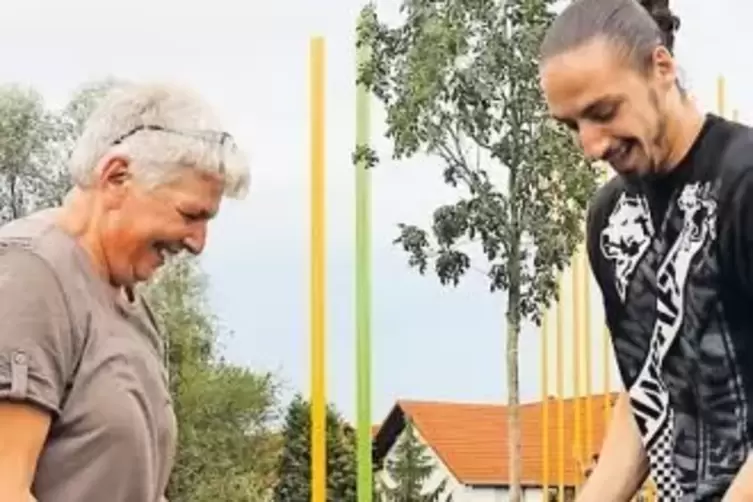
[585,195,603,283]
[0,248,75,417]
[585,180,631,385]
[585,179,621,297]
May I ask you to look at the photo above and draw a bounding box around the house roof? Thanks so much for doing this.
[373,393,618,487]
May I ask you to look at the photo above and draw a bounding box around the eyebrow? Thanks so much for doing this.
[552,94,624,123]
[182,207,217,220]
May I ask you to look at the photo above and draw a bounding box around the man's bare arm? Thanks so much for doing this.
[722,453,753,501]
[577,392,648,502]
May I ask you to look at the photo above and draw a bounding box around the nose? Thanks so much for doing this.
[578,123,610,161]
[183,222,208,255]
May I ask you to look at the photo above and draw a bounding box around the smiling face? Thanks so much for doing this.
[540,37,677,180]
[96,157,224,286]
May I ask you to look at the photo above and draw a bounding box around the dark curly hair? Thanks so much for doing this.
[639,0,681,52]
[540,0,681,72]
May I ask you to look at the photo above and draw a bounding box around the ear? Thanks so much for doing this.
[95,154,133,209]
[652,45,677,90]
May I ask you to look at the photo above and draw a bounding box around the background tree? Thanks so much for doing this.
[272,394,358,502]
[376,421,450,502]
[0,84,59,221]
[356,1,599,499]
[0,78,125,216]
[145,256,282,502]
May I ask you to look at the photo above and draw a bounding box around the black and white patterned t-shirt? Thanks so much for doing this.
[587,113,753,501]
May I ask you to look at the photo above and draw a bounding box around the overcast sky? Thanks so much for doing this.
[1,0,751,424]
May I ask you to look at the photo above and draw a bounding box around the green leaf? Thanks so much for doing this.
[356,0,600,322]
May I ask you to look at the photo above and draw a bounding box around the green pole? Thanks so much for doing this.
[355,39,373,501]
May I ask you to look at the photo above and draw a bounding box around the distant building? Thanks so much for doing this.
[372,394,628,502]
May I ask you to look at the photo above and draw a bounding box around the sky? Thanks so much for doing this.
[1,0,752,424]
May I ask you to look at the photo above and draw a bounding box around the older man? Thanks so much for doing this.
[0,82,249,501]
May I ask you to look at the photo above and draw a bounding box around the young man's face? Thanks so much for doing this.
[540,37,677,181]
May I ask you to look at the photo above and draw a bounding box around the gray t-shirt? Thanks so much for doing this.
[0,210,176,502]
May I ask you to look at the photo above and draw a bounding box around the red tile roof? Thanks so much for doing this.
[373,393,618,487]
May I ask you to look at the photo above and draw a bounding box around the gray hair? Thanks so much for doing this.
[69,82,250,198]
[540,0,680,71]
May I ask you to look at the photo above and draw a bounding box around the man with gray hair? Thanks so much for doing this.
[0,82,249,501]
[540,0,753,501]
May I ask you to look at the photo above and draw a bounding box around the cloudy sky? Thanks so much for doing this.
[1,0,751,423]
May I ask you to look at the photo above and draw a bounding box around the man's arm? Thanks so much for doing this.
[723,453,753,501]
[0,249,76,499]
[580,185,648,501]
[577,392,649,502]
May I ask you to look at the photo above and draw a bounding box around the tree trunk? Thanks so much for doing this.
[9,173,19,220]
[506,257,523,502]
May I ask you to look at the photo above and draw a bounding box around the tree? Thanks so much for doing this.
[377,421,450,502]
[0,77,124,215]
[356,1,599,500]
[0,84,60,221]
[145,258,282,502]
[272,394,358,502]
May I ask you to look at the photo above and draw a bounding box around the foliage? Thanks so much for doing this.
[0,84,60,221]
[377,421,450,502]
[272,394,358,502]
[0,78,126,217]
[356,0,598,319]
[146,256,282,502]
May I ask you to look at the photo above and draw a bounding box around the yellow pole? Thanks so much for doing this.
[717,75,726,118]
[598,164,613,425]
[541,307,550,496]
[603,324,611,423]
[556,275,565,502]
[309,36,326,502]
[572,256,583,488]
[582,246,594,460]
[645,480,657,501]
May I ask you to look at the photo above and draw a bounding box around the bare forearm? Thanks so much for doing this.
[0,481,35,502]
[0,466,36,502]
[723,453,753,501]
[578,392,648,502]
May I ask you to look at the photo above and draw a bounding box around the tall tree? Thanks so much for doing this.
[377,421,450,502]
[145,256,282,501]
[356,1,599,499]
[0,84,59,221]
[272,394,358,502]
[0,78,124,215]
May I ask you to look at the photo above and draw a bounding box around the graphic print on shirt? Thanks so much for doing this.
[600,182,717,501]
[599,193,654,302]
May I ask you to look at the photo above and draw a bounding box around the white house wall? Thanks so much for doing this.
[461,486,548,502]
[376,426,462,501]
[376,426,549,502]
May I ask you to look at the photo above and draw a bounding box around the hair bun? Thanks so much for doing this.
[639,0,680,50]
